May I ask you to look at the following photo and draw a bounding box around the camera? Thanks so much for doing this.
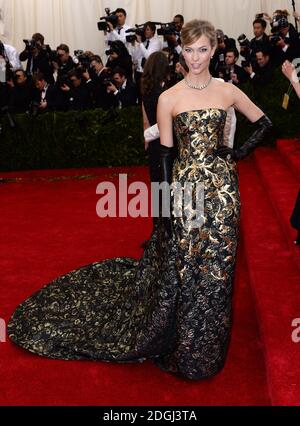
[105,49,114,56]
[97,8,119,32]
[103,77,114,88]
[157,22,177,37]
[237,34,251,48]
[74,50,90,71]
[125,25,146,43]
[23,39,38,51]
[241,60,251,67]
[105,41,123,57]
[270,15,289,45]
[255,13,265,19]
[48,49,63,63]
[126,34,137,43]
[269,34,288,46]
[271,16,289,34]
[74,49,84,57]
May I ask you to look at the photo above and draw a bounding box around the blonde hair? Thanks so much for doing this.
[181,19,217,48]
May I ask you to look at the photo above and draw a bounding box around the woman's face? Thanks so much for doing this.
[182,35,215,75]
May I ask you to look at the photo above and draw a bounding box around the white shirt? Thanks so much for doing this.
[113,79,127,96]
[2,44,22,71]
[113,79,128,108]
[133,37,162,72]
[41,84,49,102]
[282,32,290,52]
[105,24,131,48]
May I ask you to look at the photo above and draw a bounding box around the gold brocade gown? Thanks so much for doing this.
[8,108,241,380]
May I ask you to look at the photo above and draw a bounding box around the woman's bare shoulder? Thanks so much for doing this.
[212,78,232,92]
[212,78,237,104]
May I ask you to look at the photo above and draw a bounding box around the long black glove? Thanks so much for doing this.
[216,115,273,161]
[160,145,174,238]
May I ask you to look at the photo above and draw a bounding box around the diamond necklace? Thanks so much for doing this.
[184,75,213,91]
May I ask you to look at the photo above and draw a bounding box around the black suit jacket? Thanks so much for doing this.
[272,24,300,64]
[33,84,58,111]
[250,34,271,56]
[115,80,138,108]
[66,83,92,111]
[19,49,54,84]
[90,71,115,110]
[220,64,249,85]
[9,81,35,113]
[251,61,274,86]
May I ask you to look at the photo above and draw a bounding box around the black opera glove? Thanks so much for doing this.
[160,145,174,185]
[216,115,273,162]
[159,145,174,238]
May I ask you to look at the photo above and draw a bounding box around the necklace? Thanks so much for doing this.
[184,75,213,91]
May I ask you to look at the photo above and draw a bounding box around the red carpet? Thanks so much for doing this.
[239,139,300,406]
[0,140,299,405]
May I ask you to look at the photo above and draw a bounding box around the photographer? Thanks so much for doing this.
[106,66,138,108]
[250,18,271,60]
[53,44,76,79]
[163,14,184,56]
[270,12,300,65]
[161,15,184,82]
[32,72,57,113]
[0,40,21,72]
[105,40,133,81]
[0,80,13,111]
[104,8,131,48]
[9,69,35,113]
[19,33,54,84]
[60,68,92,111]
[89,55,115,110]
[211,30,236,77]
[237,33,253,68]
[218,48,248,86]
[132,21,162,93]
[244,49,274,87]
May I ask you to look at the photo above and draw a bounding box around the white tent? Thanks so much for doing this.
[0,0,297,57]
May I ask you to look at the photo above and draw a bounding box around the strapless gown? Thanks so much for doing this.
[8,108,241,381]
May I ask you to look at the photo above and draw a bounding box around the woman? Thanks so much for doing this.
[8,20,272,381]
[105,40,133,81]
[141,51,171,185]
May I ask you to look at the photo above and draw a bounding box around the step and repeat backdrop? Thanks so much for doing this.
[0,0,296,57]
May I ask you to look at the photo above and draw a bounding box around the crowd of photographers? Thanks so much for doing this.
[0,7,300,119]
